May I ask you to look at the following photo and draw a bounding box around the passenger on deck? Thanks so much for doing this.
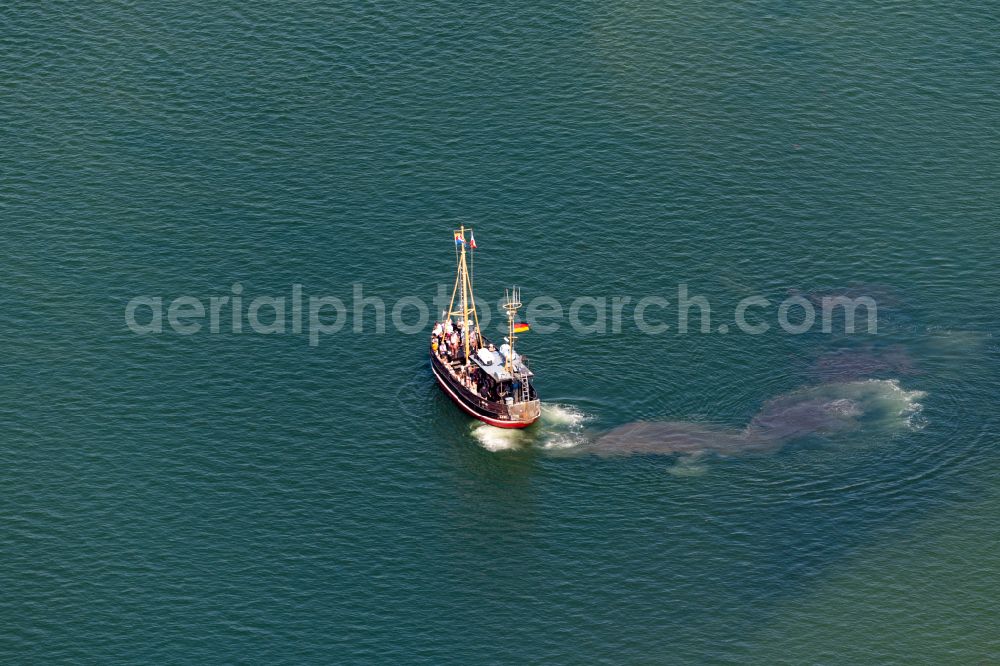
[432,322,443,337]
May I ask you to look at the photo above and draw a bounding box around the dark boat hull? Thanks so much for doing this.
[430,353,539,428]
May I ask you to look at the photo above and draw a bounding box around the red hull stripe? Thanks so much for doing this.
[431,362,536,429]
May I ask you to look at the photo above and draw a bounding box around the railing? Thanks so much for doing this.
[432,352,515,419]
[432,347,540,419]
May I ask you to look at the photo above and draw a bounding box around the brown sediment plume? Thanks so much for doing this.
[811,344,917,381]
[589,421,766,457]
[590,379,924,457]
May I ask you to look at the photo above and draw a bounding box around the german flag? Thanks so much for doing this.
[513,322,530,333]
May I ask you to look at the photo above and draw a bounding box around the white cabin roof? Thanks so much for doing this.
[473,346,531,381]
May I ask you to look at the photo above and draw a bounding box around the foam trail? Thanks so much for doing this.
[470,403,592,452]
[471,423,524,451]
[541,403,588,427]
[538,403,590,450]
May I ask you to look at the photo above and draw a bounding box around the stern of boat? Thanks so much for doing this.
[507,399,541,425]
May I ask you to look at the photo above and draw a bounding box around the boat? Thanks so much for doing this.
[429,226,541,428]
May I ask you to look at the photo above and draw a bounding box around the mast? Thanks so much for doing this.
[502,287,522,374]
[445,226,481,369]
[460,226,469,365]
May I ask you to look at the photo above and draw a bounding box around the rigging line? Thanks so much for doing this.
[447,228,461,320]
[469,231,481,344]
